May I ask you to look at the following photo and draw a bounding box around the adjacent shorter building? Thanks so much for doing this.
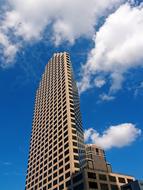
[72,144,134,190]
[121,180,143,190]
[72,168,134,190]
[85,144,112,173]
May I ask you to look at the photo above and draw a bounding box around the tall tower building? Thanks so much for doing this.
[25,52,85,190]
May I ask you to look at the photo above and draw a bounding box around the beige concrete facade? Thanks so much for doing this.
[25,52,85,190]
[85,144,110,172]
[72,168,134,190]
[71,144,134,190]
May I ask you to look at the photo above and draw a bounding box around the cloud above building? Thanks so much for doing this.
[84,123,141,150]
[79,2,143,95]
[0,0,124,67]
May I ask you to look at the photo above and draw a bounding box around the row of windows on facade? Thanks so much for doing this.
[37,67,72,99]
[29,131,78,161]
[27,150,80,179]
[30,122,77,153]
[87,172,132,183]
[74,182,119,190]
[32,113,77,140]
[38,71,67,92]
[31,111,76,147]
[28,138,79,169]
[33,109,81,131]
[26,167,72,190]
[27,149,80,179]
[37,76,73,102]
[33,96,68,124]
[27,160,73,186]
[31,123,77,148]
[27,152,80,186]
[32,108,76,141]
[73,172,133,190]
[32,100,73,130]
[34,94,74,121]
[39,61,72,89]
[29,126,78,162]
[36,83,67,107]
[35,83,70,112]
[36,75,66,99]
[37,105,75,126]
[32,116,73,143]
[35,81,73,113]
[28,130,79,166]
[35,77,73,108]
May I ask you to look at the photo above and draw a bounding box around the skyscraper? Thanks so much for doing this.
[25,52,85,190]
[25,52,134,190]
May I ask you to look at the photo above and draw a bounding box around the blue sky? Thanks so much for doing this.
[0,0,143,190]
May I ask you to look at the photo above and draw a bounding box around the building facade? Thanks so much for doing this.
[85,144,112,172]
[25,52,85,190]
[72,168,134,190]
[71,144,134,190]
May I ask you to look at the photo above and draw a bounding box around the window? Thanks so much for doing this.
[53,172,57,178]
[43,179,47,184]
[59,175,64,182]
[88,172,96,179]
[118,177,126,183]
[59,184,64,190]
[64,149,69,156]
[66,180,71,187]
[48,183,51,188]
[65,171,70,178]
[59,168,63,174]
[65,163,70,170]
[127,178,133,183]
[65,156,69,163]
[109,175,116,182]
[59,160,63,167]
[53,179,57,185]
[74,163,79,168]
[48,175,52,181]
[89,182,98,189]
[73,148,78,153]
[99,174,107,181]
[59,154,63,160]
[53,165,57,171]
[100,183,109,190]
[73,142,77,146]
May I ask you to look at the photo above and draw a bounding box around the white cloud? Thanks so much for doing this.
[0,32,18,66]
[99,93,115,101]
[0,0,124,66]
[84,123,141,149]
[79,3,143,94]
[94,78,106,88]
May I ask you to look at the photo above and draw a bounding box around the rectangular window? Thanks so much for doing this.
[89,182,98,189]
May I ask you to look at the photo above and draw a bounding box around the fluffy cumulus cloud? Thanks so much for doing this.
[0,32,19,65]
[0,0,124,67]
[79,2,143,95]
[84,123,141,149]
